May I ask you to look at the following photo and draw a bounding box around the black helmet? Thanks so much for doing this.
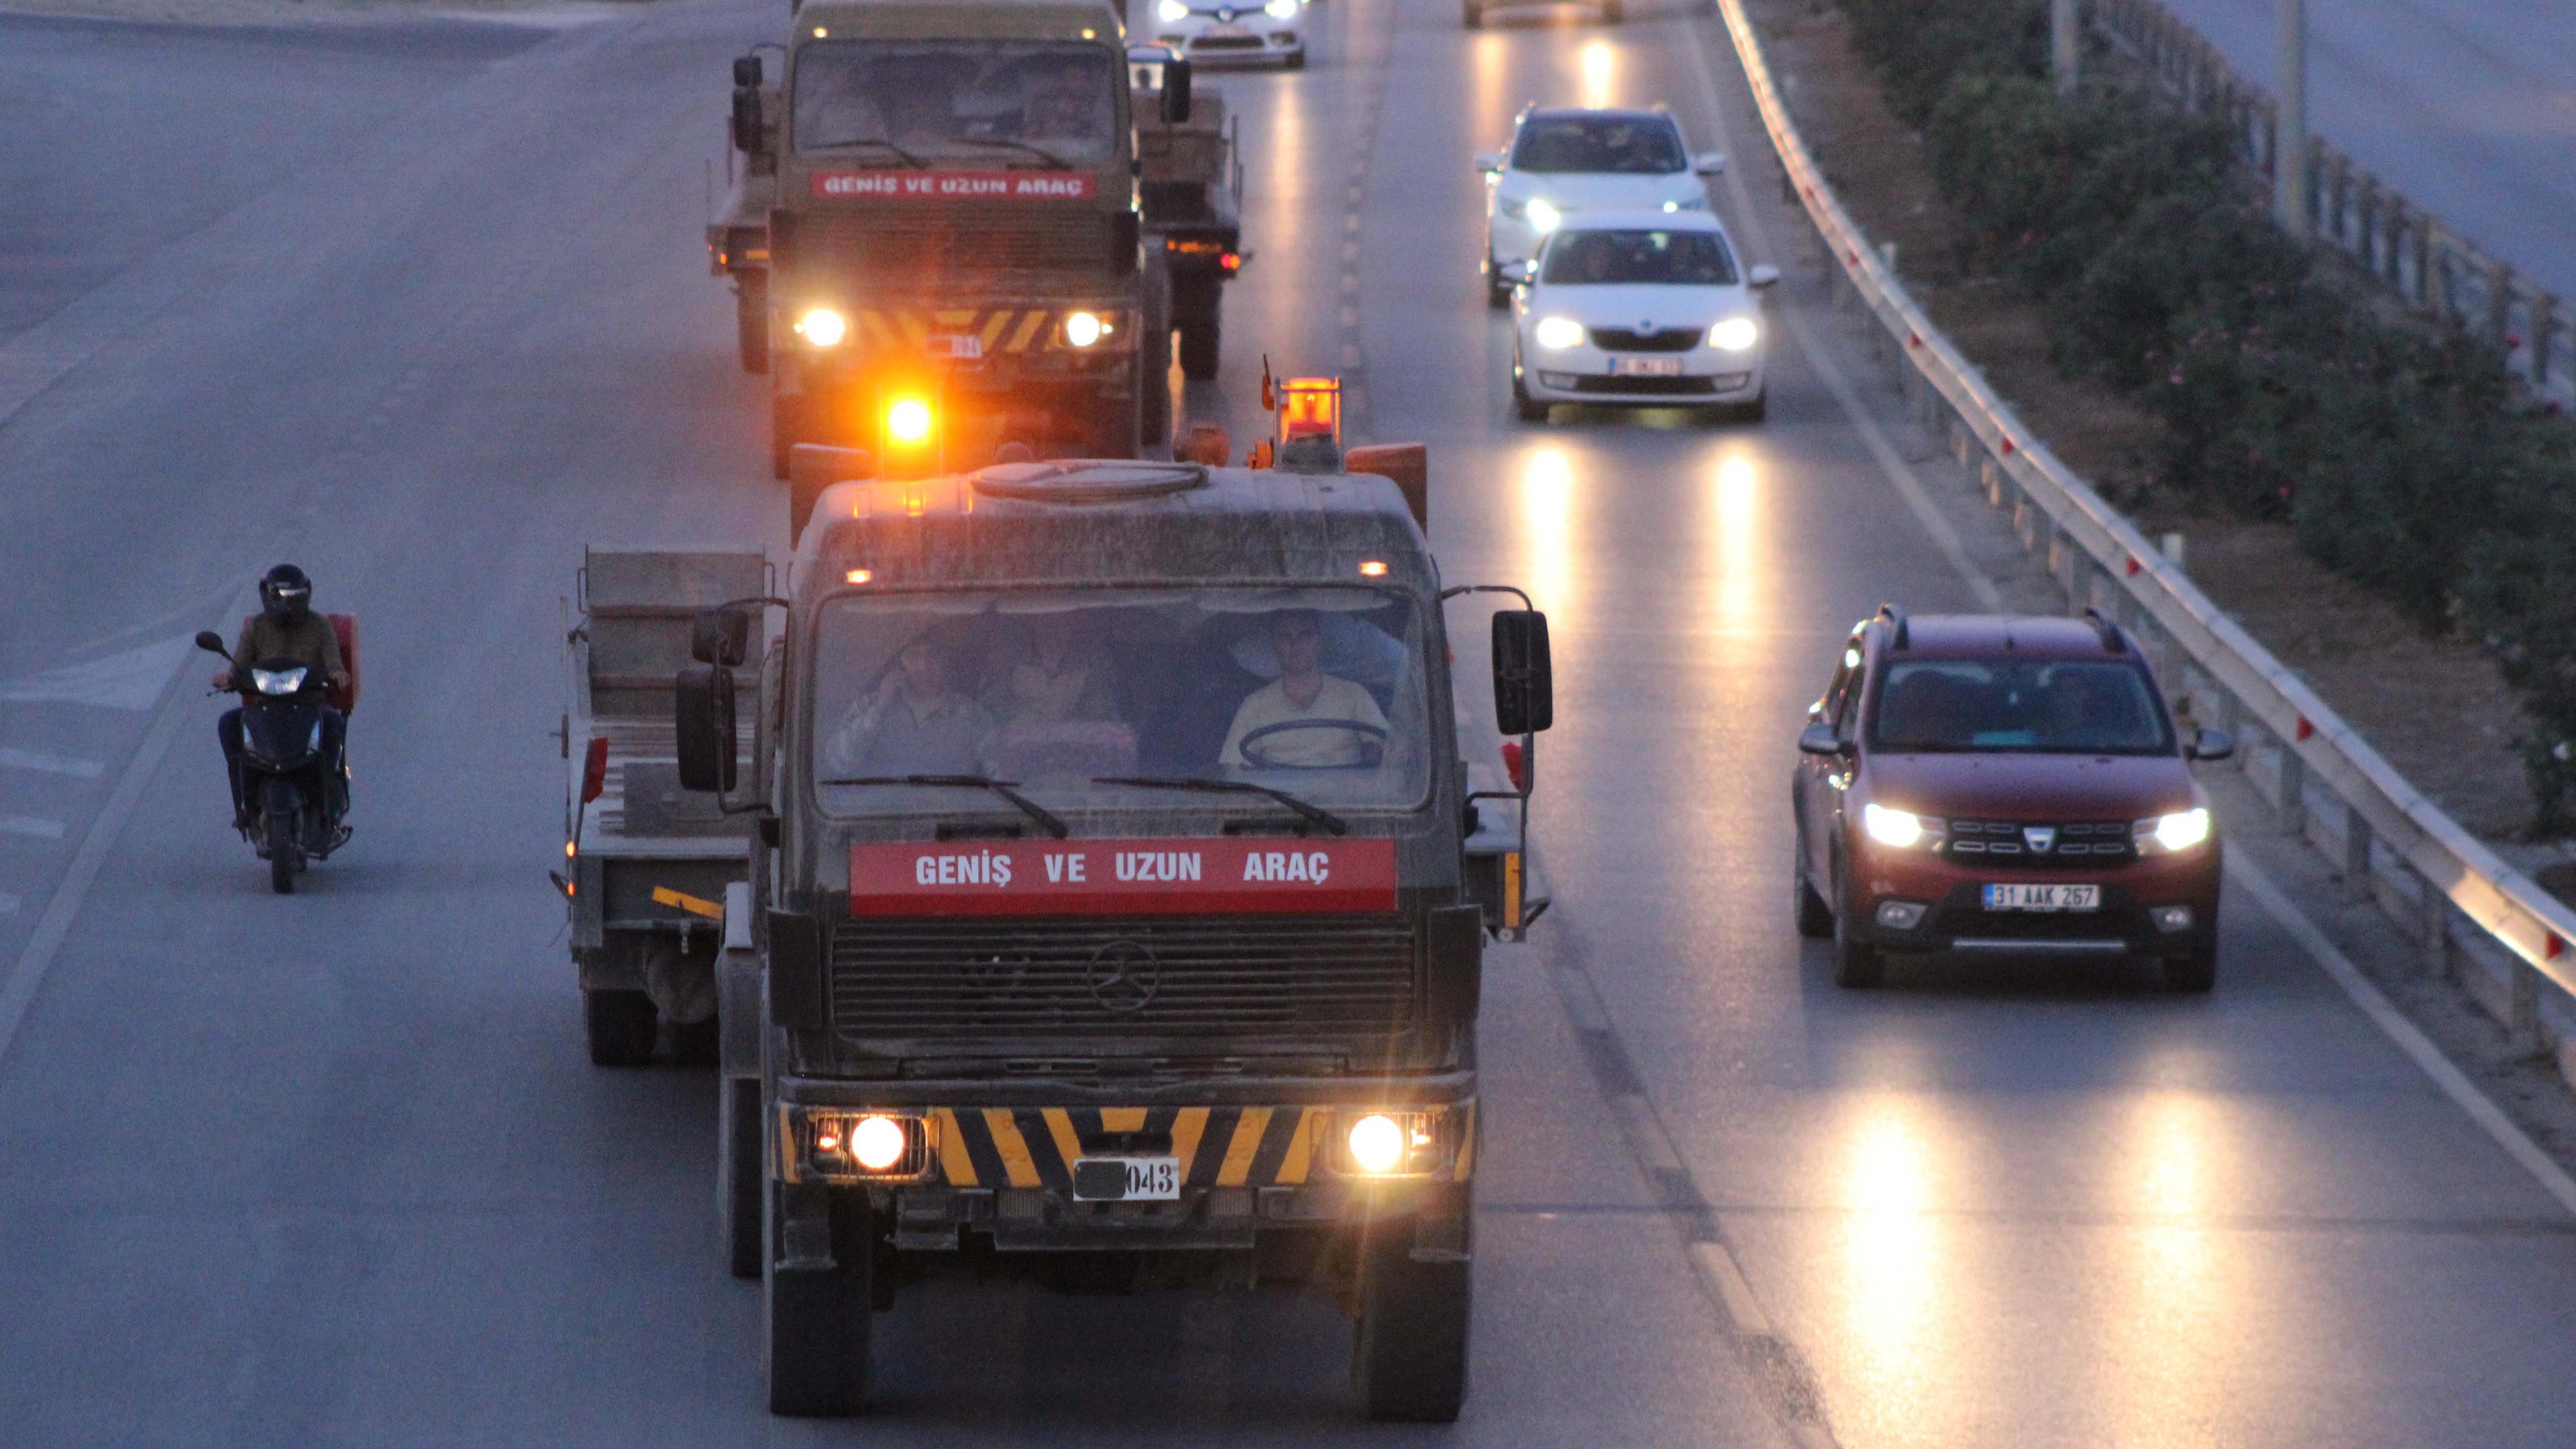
[260,564,314,621]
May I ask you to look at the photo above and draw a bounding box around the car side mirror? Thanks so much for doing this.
[2187,727,2235,762]
[1473,151,1504,174]
[675,665,738,794]
[1798,722,1850,757]
[691,606,752,668]
[731,54,762,87]
[193,630,229,657]
[1748,264,1780,288]
[1695,151,1727,175]
[790,442,874,545]
[1492,610,1553,736]
[1499,260,1535,286]
[1161,58,1193,124]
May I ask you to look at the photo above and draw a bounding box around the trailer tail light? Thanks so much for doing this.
[580,736,610,804]
[1501,740,1526,792]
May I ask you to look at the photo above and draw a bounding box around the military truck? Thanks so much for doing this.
[674,446,1550,1420]
[711,0,1179,478]
[1129,44,1242,380]
[556,549,765,1065]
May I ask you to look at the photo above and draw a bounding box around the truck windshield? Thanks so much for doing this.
[810,586,1434,818]
[1541,229,1738,286]
[794,40,1120,166]
[1869,659,2174,755]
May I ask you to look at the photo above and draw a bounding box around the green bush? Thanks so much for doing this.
[1844,0,2051,125]
[2051,194,2316,388]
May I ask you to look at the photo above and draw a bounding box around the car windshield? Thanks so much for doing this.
[1541,228,1737,286]
[1510,116,1685,174]
[1869,659,2174,755]
[794,40,1119,164]
[810,586,1434,817]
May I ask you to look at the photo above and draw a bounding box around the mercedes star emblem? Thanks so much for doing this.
[1085,939,1161,1013]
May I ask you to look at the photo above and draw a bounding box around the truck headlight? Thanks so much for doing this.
[1863,802,1941,849]
[1524,198,1562,233]
[1265,0,1297,17]
[1708,317,1760,352]
[1338,1109,1449,1177]
[2135,808,2210,853]
[848,1114,909,1171]
[792,1109,930,1181]
[1062,309,1108,347]
[1158,0,1188,19]
[795,307,847,346]
[1533,315,1586,350]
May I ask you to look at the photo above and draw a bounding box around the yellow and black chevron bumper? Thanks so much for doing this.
[837,306,1137,356]
[777,1102,1477,1190]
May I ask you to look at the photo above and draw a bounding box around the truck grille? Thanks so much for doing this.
[828,915,1416,1040]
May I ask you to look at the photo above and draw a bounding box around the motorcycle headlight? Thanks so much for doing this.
[252,667,308,696]
[1158,0,1188,19]
[1265,0,1297,17]
[1524,198,1562,233]
[1533,315,1587,350]
[1863,803,1943,849]
[1708,317,1760,352]
[794,307,847,347]
[2135,808,2211,854]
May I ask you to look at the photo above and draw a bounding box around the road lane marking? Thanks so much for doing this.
[0,748,103,780]
[0,818,66,840]
[2231,853,2576,1220]
[0,635,194,710]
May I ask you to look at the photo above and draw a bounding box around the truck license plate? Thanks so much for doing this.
[1982,883,2100,912]
[1612,356,1684,377]
[1072,1156,1180,1201]
[928,333,983,360]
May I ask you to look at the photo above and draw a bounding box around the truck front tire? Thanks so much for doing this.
[737,274,769,376]
[720,1077,763,1278]
[1353,1229,1472,1423]
[769,392,803,480]
[584,988,659,1066]
[765,1185,874,1417]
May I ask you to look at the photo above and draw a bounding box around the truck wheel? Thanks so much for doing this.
[1142,330,1173,450]
[2163,942,2218,994]
[1831,862,1885,989]
[769,393,802,480]
[720,1075,763,1279]
[583,988,659,1066]
[737,274,769,376]
[1792,835,1833,939]
[765,1185,873,1417]
[1353,1229,1471,1423]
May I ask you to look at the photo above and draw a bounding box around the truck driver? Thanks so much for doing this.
[825,637,996,776]
[1220,610,1387,769]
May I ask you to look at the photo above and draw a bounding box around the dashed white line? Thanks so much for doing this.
[0,748,104,780]
[0,818,68,841]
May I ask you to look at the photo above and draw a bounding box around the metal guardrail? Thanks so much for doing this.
[1709,0,2576,1035]
[2092,0,2575,413]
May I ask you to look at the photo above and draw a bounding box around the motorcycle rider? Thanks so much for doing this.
[214,564,350,829]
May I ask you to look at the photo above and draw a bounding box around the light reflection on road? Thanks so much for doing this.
[1835,1098,1953,1446]
[1513,443,1580,630]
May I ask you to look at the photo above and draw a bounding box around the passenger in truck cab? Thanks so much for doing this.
[1220,610,1389,769]
[1018,56,1104,150]
[984,616,1118,729]
[824,637,995,776]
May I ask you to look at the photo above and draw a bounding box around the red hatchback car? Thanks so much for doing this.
[1790,607,2234,991]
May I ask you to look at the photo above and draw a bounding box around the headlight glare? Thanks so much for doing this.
[1062,309,1106,347]
[1265,0,1297,17]
[1709,317,1760,352]
[1863,802,1928,848]
[1525,198,1562,233]
[849,1114,908,1171]
[795,307,847,346]
[2140,807,2211,853]
[1158,0,1188,19]
[1534,315,1587,350]
[1346,1114,1407,1173]
[885,397,934,445]
[252,666,308,696]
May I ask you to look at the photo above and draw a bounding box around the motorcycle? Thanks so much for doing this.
[195,631,352,894]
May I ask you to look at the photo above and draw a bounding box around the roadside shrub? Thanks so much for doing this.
[1844,0,2051,126]
[2051,195,2317,387]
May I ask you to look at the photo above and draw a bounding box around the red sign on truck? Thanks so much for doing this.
[849,839,1397,917]
[810,170,1097,201]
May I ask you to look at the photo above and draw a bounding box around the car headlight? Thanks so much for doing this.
[1708,317,1760,352]
[1525,198,1562,233]
[795,307,847,347]
[1265,0,1297,17]
[1533,315,1587,350]
[1062,309,1108,347]
[1159,0,1189,19]
[252,666,308,696]
[1863,802,1942,849]
[2135,808,2211,854]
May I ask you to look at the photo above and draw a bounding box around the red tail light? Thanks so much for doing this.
[581,736,610,804]
[1501,741,1527,793]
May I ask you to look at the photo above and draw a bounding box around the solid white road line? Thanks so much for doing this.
[0,747,105,780]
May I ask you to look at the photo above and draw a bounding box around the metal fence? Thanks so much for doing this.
[1710,0,2576,1059]
[2092,0,2575,412]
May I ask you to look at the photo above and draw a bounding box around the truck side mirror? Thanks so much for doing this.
[732,54,762,87]
[729,85,763,154]
[1161,58,1192,124]
[675,665,738,794]
[691,606,752,667]
[789,442,874,545]
[1492,610,1553,737]
[1111,210,1141,276]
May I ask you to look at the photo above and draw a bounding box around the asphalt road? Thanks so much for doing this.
[2147,0,2576,305]
[3,1,2575,1445]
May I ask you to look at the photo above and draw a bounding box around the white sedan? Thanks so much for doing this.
[1509,213,1780,423]
[1478,107,1727,308]
[1147,0,1306,68]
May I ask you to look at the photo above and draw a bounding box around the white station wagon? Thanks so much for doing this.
[1507,211,1778,423]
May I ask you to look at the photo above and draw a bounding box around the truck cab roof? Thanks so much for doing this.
[797,460,1434,596]
[793,0,1125,42]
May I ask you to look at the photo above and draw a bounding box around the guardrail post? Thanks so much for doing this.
[2417,868,2451,979]
[2341,802,2373,903]
[2533,296,2556,388]
[2279,747,2308,835]
[2068,549,2096,615]
[2488,260,2516,347]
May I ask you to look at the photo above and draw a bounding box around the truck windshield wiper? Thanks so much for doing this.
[953,136,1072,170]
[816,774,1069,839]
[811,136,930,167]
[1091,776,1347,836]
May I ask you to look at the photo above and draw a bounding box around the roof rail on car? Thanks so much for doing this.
[1874,602,1909,650]
[2082,606,2126,653]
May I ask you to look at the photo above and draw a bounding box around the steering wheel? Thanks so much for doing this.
[1236,718,1390,770]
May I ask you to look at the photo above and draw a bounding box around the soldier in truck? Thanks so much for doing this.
[1220,610,1391,769]
[823,637,996,775]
